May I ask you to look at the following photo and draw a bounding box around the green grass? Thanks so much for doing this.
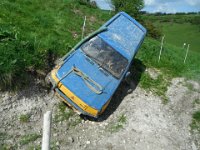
[20,134,41,145]
[142,14,200,52]
[139,72,169,103]
[191,99,200,132]
[0,0,112,90]
[191,111,200,132]
[194,99,200,105]
[27,145,41,150]
[54,102,74,123]
[54,102,82,126]
[19,114,30,123]
[140,14,200,83]
[158,23,200,53]
[0,132,9,142]
[108,114,127,133]
[0,145,14,150]
[137,38,200,81]
[136,37,200,101]
[0,132,13,150]
[1,0,200,97]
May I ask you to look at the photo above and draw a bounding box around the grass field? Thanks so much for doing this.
[137,37,200,81]
[157,23,200,52]
[0,0,112,89]
[142,14,200,52]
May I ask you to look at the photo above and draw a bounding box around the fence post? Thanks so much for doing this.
[42,111,52,150]
[182,43,186,49]
[81,16,87,40]
[158,35,165,62]
[184,44,190,64]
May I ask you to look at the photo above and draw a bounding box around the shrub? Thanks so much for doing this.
[78,0,97,8]
[143,21,162,39]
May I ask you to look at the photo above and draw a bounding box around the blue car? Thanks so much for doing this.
[50,12,146,118]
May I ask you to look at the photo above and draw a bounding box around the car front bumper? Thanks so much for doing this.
[50,67,101,118]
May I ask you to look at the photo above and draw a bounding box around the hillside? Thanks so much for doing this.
[1,0,200,90]
[0,0,112,90]
[0,0,200,150]
[142,14,200,52]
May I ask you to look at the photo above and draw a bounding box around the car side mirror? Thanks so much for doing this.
[125,71,131,78]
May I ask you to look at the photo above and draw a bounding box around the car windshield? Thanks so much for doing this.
[81,36,128,78]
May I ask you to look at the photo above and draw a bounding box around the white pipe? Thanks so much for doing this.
[42,111,52,150]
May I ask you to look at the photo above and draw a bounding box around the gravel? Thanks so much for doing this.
[0,77,200,150]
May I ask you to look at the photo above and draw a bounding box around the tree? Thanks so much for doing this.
[112,0,144,19]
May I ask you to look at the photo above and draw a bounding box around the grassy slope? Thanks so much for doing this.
[137,37,200,81]
[158,23,200,52]
[142,14,200,52]
[135,37,200,103]
[0,0,200,89]
[139,14,200,102]
[0,0,112,89]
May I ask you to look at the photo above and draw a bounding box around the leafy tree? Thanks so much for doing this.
[112,0,144,19]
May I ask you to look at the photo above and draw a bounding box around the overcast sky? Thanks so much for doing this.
[143,0,200,13]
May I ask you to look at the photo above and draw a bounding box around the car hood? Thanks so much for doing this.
[56,49,119,111]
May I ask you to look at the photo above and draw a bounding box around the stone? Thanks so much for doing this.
[56,141,60,146]
[68,137,74,143]
[86,141,91,145]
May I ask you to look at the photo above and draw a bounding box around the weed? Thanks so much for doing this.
[20,134,41,146]
[185,83,194,91]
[69,116,82,127]
[19,114,30,123]
[0,132,13,150]
[108,114,127,133]
[54,102,74,123]
[118,114,127,124]
[139,72,169,103]
[27,145,41,150]
[0,144,14,150]
[0,132,8,141]
[194,99,200,105]
[58,102,67,112]
[49,141,59,150]
[193,111,200,121]
[192,98,200,108]
[109,124,123,133]
[190,111,200,132]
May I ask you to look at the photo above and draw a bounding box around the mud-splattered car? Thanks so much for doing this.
[50,12,146,118]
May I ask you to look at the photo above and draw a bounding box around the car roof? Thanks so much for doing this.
[99,12,146,60]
